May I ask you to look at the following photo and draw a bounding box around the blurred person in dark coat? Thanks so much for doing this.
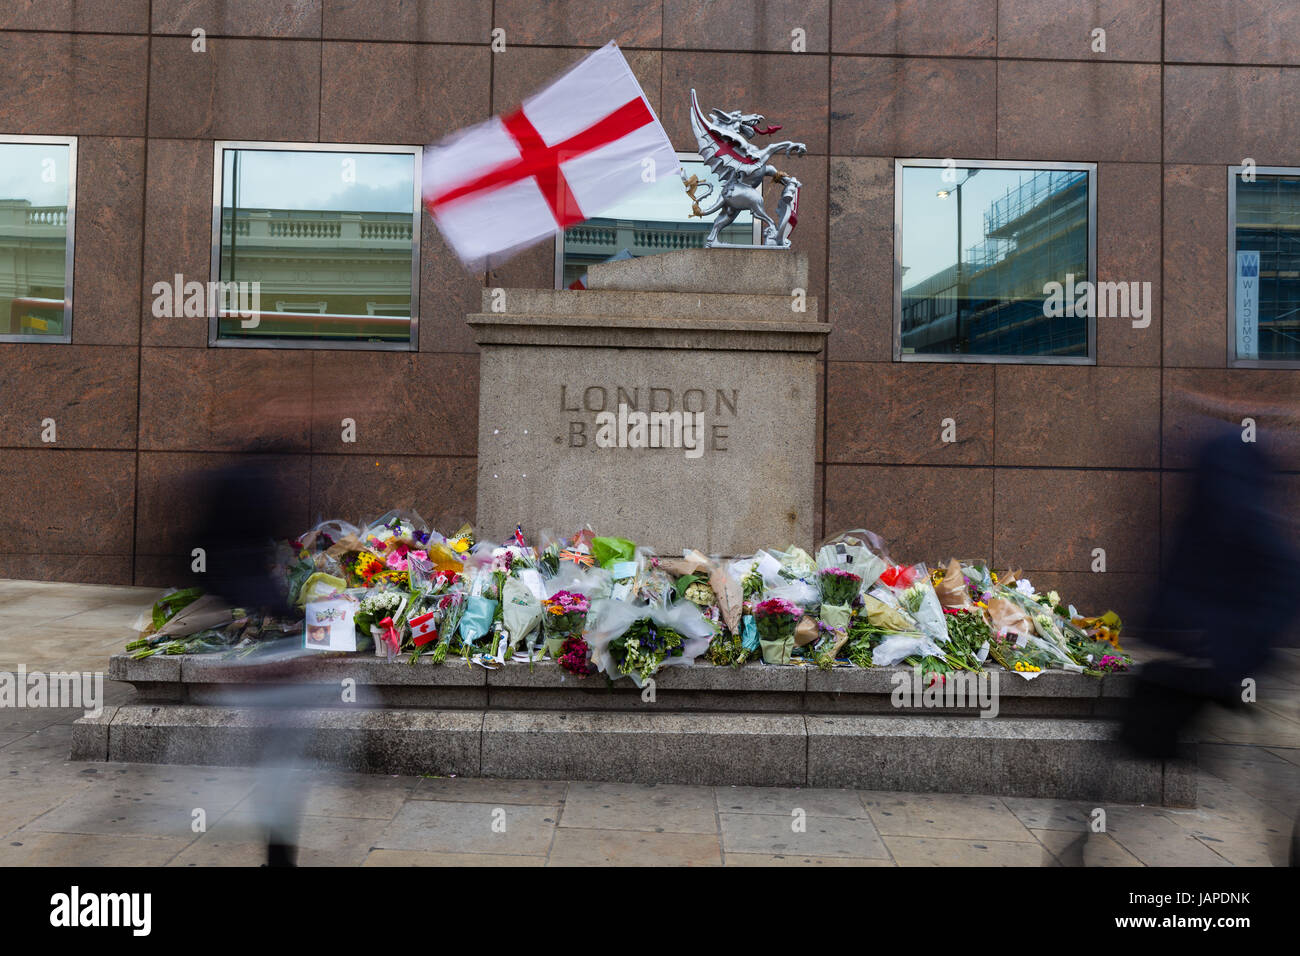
[1119,424,1300,865]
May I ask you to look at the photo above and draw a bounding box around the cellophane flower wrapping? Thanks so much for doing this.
[584,598,712,687]
[812,566,861,668]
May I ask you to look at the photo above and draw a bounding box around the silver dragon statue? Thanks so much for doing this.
[683,88,807,248]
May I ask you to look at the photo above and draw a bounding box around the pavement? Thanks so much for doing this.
[0,578,1295,867]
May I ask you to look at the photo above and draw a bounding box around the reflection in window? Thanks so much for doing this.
[898,161,1095,361]
[0,138,74,342]
[214,145,419,347]
[1231,170,1300,363]
[557,156,755,289]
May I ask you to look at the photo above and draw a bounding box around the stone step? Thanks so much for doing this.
[73,702,1195,806]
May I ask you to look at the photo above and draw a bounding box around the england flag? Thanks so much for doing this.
[423,42,679,267]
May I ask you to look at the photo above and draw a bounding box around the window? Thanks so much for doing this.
[0,136,75,343]
[555,152,760,289]
[895,159,1097,364]
[210,142,421,349]
[1228,166,1300,367]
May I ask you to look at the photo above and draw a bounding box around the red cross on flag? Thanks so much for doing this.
[423,42,679,267]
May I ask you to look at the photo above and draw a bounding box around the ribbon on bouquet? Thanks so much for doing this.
[376,616,402,655]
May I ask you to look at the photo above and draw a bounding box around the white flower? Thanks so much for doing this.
[1015,578,1035,597]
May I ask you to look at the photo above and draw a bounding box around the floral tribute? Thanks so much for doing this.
[125,513,1133,683]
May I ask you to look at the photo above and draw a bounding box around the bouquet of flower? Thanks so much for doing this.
[754,596,800,664]
[939,607,991,671]
[402,591,465,664]
[541,590,589,658]
[355,589,405,658]
[987,630,1057,677]
[558,635,596,676]
[812,566,861,669]
[609,617,685,682]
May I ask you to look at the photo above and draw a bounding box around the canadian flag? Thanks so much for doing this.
[408,611,439,647]
[423,42,679,266]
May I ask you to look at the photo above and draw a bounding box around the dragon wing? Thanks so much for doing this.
[689,88,765,185]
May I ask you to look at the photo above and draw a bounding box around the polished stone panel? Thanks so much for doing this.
[495,0,661,47]
[826,156,893,363]
[0,0,149,31]
[0,33,148,137]
[1165,0,1300,65]
[0,345,138,449]
[309,351,478,457]
[1165,65,1300,166]
[1096,162,1162,366]
[831,0,996,56]
[322,0,490,42]
[0,450,136,555]
[993,366,1161,468]
[993,468,1159,573]
[826,361,994,465]
[831,56,996,158]
[72,137,146,347]
[1163,165,1227,368]
[152,0,323,37]
[140,139,214,349]
[997,60,1160,162]
[138,347,313,452]
[997,0,1160,61]
[147,36,320,140]
[320,42,491,144]
[824,464,994,561]
[664,0,828,52]
[309,454,477,531]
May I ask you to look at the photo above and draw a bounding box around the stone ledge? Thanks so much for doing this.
[480,288,819,321]
[468,312,830,352]
[107,653,1145,717]
[585,248,808,295]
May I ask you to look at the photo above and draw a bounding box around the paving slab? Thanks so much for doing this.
[547,827,721,866]
[1031,829,1142,867]
[374,800,559,857]
[715,785,864,817]
[719,811,889,859]
[884,835,1055,867]
[362,849,547,867]
[861,791,1036,842]
[558,781,717,834]
[0,830,192,866]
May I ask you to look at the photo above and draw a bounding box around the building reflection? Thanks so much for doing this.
[0,198,69,336]
[217,206,414,343]
[902,169,1089,357]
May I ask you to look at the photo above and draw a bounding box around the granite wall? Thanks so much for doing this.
[0,1,1297,627]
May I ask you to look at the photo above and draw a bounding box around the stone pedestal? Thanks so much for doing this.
[469,248,829,555]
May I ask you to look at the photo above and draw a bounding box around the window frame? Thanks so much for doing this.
[893,157,1098,365]
[208,140,423,351]
[0,134,77,345]
[1226,164,1300,369]
[552,149,762,289]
